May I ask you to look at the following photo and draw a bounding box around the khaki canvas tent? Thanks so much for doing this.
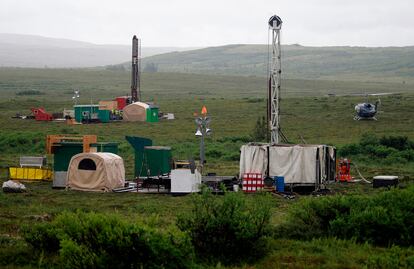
[240,144,336,189]
[123,102,149,122]
[67,152,125,192]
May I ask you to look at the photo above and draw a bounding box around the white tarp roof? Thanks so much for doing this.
[240,144,335,185]
[67,152,125,192]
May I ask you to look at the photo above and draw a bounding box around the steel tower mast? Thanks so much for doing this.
[268,15,282,144]
[131,35,141,102]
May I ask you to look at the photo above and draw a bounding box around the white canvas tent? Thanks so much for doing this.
[123,102,149,122]
[240,144,335,188]
[67,152,125,192]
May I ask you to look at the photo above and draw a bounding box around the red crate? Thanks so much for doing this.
[242,173,264,193]
[116,96,133,110]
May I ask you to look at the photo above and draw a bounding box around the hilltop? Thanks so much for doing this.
[138,44,414,81]
[0,33,197,68]
[1,34,414,82]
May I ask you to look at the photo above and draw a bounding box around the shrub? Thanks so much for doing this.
[367,246,414,269]
[277,185,414,247]
[0,236,36,267]
[16,90,44,96]
[0,132,44,154]
[360,133,379,146]
[339,143,360,156]
[380,135,413,151]
[245,98,265,103]
[60,127,79,135]
[251,116,267,142]
[384,152,408,165]
[365,144,397,158]
[177,189,273,265]
[206,148,224,159]
[338,133,414,164]
[223,152,241,161]
[216,136,252,143]
[399,149,414,162]
[23,211,194,269]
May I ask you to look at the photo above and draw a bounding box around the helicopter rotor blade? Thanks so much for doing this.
[327,92,401,97]
[367,92,401,96]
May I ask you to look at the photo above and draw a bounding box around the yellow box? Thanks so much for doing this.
[9,167,53,181]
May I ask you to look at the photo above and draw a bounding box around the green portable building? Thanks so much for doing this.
[74,105,110,123]
[90,142,118,154]
[146,105,159,123]
[53,143,83,171]
[141,146,171,177]
[53,142,118,171]
[74,105,99,123]
[126,136,171,177]
[98,109,110,123]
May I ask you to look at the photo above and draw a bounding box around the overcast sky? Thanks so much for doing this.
[1,0,413,47]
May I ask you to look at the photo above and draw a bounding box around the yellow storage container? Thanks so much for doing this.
[9,167,53,181]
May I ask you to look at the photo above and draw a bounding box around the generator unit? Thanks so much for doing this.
[31,107,53,121]
[337,158,352,182]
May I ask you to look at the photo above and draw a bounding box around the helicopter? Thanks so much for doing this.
[352,92,401,120]
[354,99,380,120]
[327,92,401,121]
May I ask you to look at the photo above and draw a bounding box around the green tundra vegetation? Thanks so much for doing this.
[0,68,413,268]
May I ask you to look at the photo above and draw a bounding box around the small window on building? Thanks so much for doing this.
[78,158,96,170]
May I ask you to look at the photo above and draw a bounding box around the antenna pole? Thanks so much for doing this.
[268,15,282,145]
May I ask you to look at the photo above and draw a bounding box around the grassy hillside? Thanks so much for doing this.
[137,44,414,82]
[0,68,409,101]
[0,68,414,268]
[0,68,413,178]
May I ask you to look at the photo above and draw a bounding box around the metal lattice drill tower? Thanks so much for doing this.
[131,35,141,102]
[268,15,282,144]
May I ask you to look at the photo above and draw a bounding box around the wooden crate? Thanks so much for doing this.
[99,101,118,111]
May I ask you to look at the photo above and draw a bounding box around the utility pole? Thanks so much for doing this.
[268,15,282,144]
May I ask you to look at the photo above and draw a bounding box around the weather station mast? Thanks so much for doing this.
[131,35,141,102]
[268,15,282,144]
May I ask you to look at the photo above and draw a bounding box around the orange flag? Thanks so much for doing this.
[201,105,208,115]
